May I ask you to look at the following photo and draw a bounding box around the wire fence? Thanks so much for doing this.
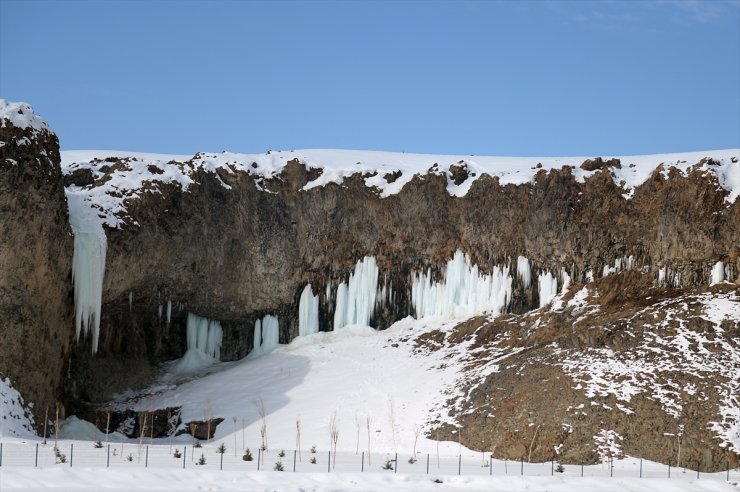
[1,440,738,483]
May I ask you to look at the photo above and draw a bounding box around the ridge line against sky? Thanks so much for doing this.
[1,0,739,156]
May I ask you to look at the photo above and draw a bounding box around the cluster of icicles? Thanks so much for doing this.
[72,235,732,360]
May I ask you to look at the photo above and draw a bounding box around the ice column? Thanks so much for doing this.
[411,250,512,319]
[517,256,531,289]
[298,284,319,336]
[72,233,107,353]
[67,192,108,354]
[186,313,223,360]
[710,261,725,285]
[253,314,280,355]
[538,271,558,308]
[333,257,379,330]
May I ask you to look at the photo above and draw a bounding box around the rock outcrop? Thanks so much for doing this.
[0,101,73,429]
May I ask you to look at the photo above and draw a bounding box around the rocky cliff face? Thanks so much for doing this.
[0,101,73,430]
[59,150,738,410]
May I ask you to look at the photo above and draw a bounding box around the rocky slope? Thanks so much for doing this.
[0,101,73,430]
[424,276,739,471]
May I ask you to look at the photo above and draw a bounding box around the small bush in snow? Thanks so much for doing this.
[126,453,133,462]
[242,448,253,461]
[197,453,206,465]
[216,443,226,454]
[556,463,565,473]
[194,440,202,448]
[274,461,284,471]
[382,459,394,470]
[408,456,417,464]
[93,440,103,448]
[173,448,182,458]
[310,444,317,454]
[278,449,285,457]
[310,457,317,464]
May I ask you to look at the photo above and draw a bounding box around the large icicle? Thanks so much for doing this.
[411,250,512,319]
[67,192,107,354]
[710,261,725,285]
[517,256,531,289]
[252,314,280,356]
[333,257,379,330]
[538,271,558,308]
[186,313,222,360]
[298,284,319,337]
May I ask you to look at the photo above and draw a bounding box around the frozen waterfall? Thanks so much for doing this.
[411,250,512,319]
[298,284,319,336]
[186,313,223,360]
[517,256,531,289]
[67,192,107,354]
[333,257,379,329]
[710,261,725,285]
[538,271,558,308]
[253,314,280,355]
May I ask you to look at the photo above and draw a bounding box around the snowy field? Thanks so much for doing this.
[2,315,739,491]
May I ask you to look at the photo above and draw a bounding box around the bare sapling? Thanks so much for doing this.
[206,404,214,442]
[167,411,173,454]
[354,413,361,455]
[413,425,421,458]
[118,422,126,457]
[255,398,268,452]
[105,411,111,446]
[329,411,339,470]
[528,424,541,463]
[366,415,373,465]
[233,417,238,456]
[296,417,302,461]
[43,406,48,445]
[189,422,198,454]
[55,402,60,450]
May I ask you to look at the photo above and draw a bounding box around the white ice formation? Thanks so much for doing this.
[298,284,319,337]
[253,315,280,356]
[538,271,558,308]
[710,261,726,285]
[333,257,379,330]
[411,250,512,319]
[186,313,223,360]
[517,256,531,289]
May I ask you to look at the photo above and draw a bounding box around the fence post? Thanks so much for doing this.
[668,458,670,478]
[70,443,73,467]
[0,442,3,467]
[427,453,430,474]
[610,458,613,477]
[107,444,110,467]
[220,451,223,470]
[551,460,554,476]
[294,450,297,472]
[328,451,331,472]
[489,453,493,475]
[504,459,507,475]
[639,458,642,478]
[458,453,461,475]
[727,460,730,481]
[581,459,583,477]
[395,452,398,474]
[362,452,364,473]
[520,457,523,476]
[146,445,149,468]
[257,448,260,471]
[35,443,39,467]
[697,463,699,479]
[183,447,186,469]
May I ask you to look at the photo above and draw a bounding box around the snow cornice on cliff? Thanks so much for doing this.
[61,148,739,231]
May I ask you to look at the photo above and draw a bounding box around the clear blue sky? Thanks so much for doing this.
[1,0,739,156]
